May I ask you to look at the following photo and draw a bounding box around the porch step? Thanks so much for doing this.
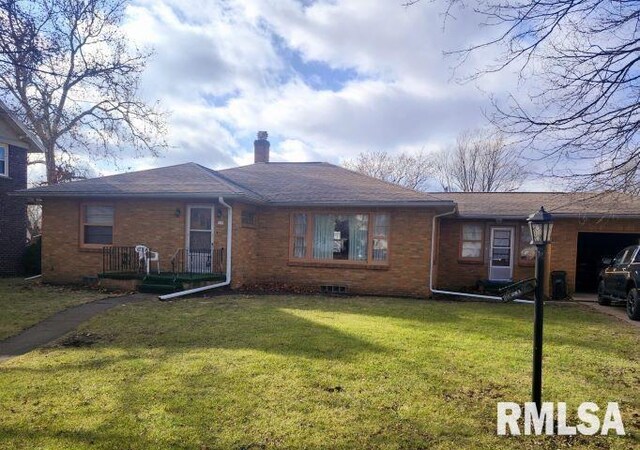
[138,283,184,294]
[477,279,513,294]
[143,274,178,285]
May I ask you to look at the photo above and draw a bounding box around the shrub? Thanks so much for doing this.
[22,236,41,275]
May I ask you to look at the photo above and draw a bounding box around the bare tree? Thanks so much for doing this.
[0,0,166,184]
[343,150,433,190]
[407,0,640,193]
[432,129,526,192]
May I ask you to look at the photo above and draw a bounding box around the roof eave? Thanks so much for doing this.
[265,200,456,208]
[10,191,266,203]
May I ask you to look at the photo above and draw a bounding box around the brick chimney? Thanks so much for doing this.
[254,131,270,163]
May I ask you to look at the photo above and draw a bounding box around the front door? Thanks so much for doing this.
[186,205,214,273]
[489,227,514,281]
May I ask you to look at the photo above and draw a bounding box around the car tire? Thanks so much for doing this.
[597,280,610,305]
[626,288,640,321]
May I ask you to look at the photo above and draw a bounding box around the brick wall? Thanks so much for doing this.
[42,198,436,297]
[435,219,535,291]
[41,198,234,283]
[230,203,258,286]
[436,217,640,296]
[238,207,435,297]
[0,145,28,275]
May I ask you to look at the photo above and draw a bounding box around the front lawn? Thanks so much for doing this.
[0,278,106,340]
[0,295,637,449]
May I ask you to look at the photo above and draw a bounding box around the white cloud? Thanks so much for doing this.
[125,0,281,99]
[218,78,485,162]
[105,0,527,179]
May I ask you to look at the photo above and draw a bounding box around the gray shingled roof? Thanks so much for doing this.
[219,162,448,206]
[429,192,640,218]
[17,161,452,207]
[19,163,263,200]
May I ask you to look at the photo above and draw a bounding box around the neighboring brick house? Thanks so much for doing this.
[0,101,44,275]
[430,192,640,297]
[17,133,455,297]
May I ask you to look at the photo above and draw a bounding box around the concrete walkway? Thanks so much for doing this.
[0,293,151,362]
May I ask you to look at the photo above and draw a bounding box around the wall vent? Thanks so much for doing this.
[320,285,347,294]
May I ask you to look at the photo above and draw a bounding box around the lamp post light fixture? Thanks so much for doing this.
[527,206,553,411]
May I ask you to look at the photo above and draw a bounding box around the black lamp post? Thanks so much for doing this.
[527,206,553,410]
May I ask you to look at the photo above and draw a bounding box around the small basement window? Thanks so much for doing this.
[321,285,347,294]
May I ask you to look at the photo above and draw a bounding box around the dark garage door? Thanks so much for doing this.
[575,232,640,292]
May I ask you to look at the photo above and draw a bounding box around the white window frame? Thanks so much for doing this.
[0,143,8,177]
[288,212,390,265]
[459,223,484,262]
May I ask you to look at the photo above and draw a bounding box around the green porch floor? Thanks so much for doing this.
[99,272,226,295]
[98,272,226,283]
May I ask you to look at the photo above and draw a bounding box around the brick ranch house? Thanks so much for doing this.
[15,134,640,298]
[17,134,455,297]
[0,101,44,275]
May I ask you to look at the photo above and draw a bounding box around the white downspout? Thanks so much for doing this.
[159,196,233,300]
[429,207,534,305]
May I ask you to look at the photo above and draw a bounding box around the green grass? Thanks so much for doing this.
[0,295,638,449]
[0,278,106,340]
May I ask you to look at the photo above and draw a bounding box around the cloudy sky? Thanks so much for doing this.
[102,0,520,177]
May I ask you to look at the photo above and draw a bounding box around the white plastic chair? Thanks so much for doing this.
[135,245,160,274]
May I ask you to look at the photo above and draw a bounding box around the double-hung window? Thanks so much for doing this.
[81,205,114,247]
[372,214,390,262]
[460,223,483,261]
[290,212,390,264]
[292,213,308,258]
[0,144,7,177]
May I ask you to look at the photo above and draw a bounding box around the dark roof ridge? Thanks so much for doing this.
[219,161,327,171]
[193,163,267,200]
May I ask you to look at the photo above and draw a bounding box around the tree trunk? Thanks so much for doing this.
[44,143,56,185]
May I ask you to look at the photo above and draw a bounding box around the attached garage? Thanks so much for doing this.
[575,232,640,292]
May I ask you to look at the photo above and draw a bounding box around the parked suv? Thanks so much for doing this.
[597,245,640,320]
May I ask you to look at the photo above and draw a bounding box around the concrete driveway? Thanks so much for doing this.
[575,299,640,328]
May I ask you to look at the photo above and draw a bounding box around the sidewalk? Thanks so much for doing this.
[0,293,151,362]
